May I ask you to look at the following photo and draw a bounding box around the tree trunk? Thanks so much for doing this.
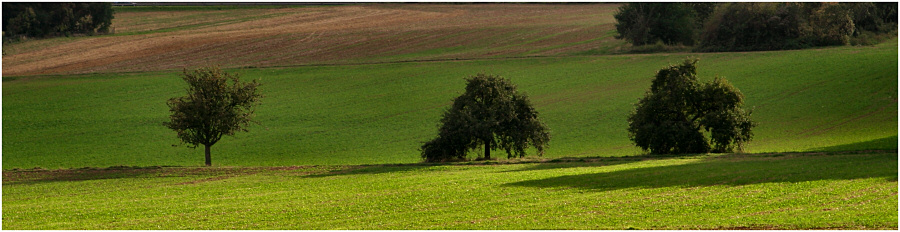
[484,139,491,160]
[204,144,212,166]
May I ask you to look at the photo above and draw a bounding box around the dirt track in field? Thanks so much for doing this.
[2,4,623,76]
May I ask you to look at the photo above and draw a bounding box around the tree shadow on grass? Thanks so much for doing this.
[810,135,898,152]
[501,154,707,173]
[504,152,897,191]
[301,163,440,178]
[2,166,259,186]
[2,166,167,186]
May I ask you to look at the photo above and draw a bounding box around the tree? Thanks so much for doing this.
[627,58,756,154]
[3,3,113,39]
[697,3,863,52]
[421,74,550,162]
[614,3,699,46]
[164,66,261,166]
[842,2,898,45]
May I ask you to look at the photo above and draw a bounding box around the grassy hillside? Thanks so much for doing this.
[3,151,896,229]
[2,4,896,230]
[3,39,896,169]
[2,4,624,76]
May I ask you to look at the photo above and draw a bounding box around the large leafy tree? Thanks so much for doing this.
[421,74,550,162]
[614,3,699,46]
[627,58,756,154]
[164,66,261,166]
[3,3,113,39]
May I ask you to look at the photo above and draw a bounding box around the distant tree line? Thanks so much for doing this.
[615,2,898,52]
[3,3,114,40]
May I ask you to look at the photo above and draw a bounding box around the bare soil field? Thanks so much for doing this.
[2,3,623,76]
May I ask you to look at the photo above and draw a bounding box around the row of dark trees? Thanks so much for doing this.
[3,3,114,40]
[165,60,755,165]
[423,61,756,161]
[419,59,755,161]
[615,2,898,51]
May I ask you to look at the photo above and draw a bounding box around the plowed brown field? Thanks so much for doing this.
[2,4,624,76]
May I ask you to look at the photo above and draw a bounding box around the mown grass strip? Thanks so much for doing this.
[2,151,895,229]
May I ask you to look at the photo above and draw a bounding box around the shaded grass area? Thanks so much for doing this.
[2,151,896,229]
[2,39,897,169]
[507,152,898,191]
[814,135,899,152]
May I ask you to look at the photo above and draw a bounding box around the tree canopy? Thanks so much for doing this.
[614,3,898,51]
[627,58,756,154]
[3,3,114,39]
[614,3,700,46]
[421,74,550,162]
[164,66,262,166]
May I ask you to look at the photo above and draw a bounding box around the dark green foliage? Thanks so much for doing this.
[697,3,867,52]
[806,3,856,46]
[614,2,896,52]
[164,66,261,166]
[696,78,756,152]
[421,74,550,162]
[686,3,717,28]
[614,3,699,46]
[627,59,756,154]
[2,3,113,39]
[843,2,898,35]
[698,3,806,51]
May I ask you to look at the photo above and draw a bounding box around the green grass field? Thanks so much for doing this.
[2,4,897,230]
[3,151,896,229]
[3,38,897,169]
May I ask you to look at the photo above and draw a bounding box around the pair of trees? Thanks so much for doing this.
[3,3,114,39]
[168,60,754,165]
[422,59,755,161]
[627,59,756,154]
[165,69,552,165]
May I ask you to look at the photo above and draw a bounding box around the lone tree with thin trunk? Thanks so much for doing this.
[421,73,550,162]
[164,66,261,166]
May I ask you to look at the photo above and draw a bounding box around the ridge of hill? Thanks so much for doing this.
[2,4,896,230]
[3,38,896,168]
[2,4,625,76]
[2,4,896,169]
